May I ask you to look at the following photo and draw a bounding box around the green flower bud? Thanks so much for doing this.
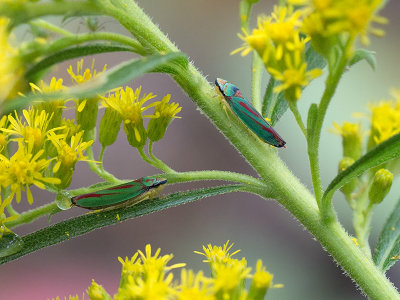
[99,108,122,147]
[87,279,112,300]
[338,157,357,198]
[124,120,147,148]
[333,122,362,160]
[369,168,393,205]
[76,97,99,132]
[147,94,181,142]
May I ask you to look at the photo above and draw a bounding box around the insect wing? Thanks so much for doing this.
[72,180,147,209]
[229,95,286,147]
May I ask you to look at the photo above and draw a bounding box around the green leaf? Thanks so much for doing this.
[1,52,186,114]
[322,132,400,207]
[348,49,376,71]
[374,197,400,272]
[262,43,326,124]
[0,185,244,264]
[26,43,136,81]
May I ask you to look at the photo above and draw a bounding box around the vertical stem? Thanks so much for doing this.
[308,41,351,221]
[288,101,307,137]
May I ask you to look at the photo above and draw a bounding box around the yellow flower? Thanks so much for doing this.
[178,270,214,300]
[0,115,9,152]
[115,244,184,300]
[86,280,111,300]
[232,5,322,101]
[0,141,60,204]
[0,17,23,102]
[147,94,182,142]
[2,108,60,154]
[212,258,251,298]
[47,130,94,189]
[102,86,158,148]
[68,59,107,131]
[332,121,362,160]
[301,0,386,47]
[194,240,240,266]
[368,94,400,148]
[268,52,322,101]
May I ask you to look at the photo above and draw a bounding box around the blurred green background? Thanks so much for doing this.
[1,1,400,299]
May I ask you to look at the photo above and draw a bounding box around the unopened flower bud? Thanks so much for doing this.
[87,279,112,300]
[369,168,393,205]
[124,120,147,148]
[338,157,357,197]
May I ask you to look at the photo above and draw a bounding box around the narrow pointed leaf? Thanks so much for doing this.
[349,49,376,71]
[1,52,186,114]
[0,185,244,264]
[374,197,400,272]
[323,133,400,206]
[26,43,137,81]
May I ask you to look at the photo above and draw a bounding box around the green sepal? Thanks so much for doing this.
[76,97,99,132]
[124,121,147,148]
[99,108,122,147]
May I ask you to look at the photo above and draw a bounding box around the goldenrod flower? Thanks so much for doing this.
[86,280,111,300]
[369,168,393,205]
[232,5,322,101]
[115,244,184,300]
[178,270,214,300]
[194,240,240,266]
[0,115,9,153]
[102,86,158,148]
[2,108,60,154]
[30,77,66,129]
[68,59,107,131]
[0,141,60,204]
[332,121,363,160]
[368,94,400,149]
[268,53,322,101]
[248,260,282,299]
[300,0,386,54]
[0,17,23,102]
[47,131,94,189]
[148,94,182,142]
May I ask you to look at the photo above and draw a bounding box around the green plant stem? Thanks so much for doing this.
[6,204,19,217]
[86,147,120,183]
[288,100,307,137]
[6,202,58,228]
[308,41,351,220]
[148,142,176,173]
[251,53,263,112]
[30,19,73,36]
[106,2,400,297]
[353,186,374,258]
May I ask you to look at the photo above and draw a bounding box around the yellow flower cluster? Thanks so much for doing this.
[233,1,385,101]
[54,242,281,300]
[233,6,322,102]
[101,86,181,149]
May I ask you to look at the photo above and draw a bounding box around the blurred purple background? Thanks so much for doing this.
[1,1,400,299]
